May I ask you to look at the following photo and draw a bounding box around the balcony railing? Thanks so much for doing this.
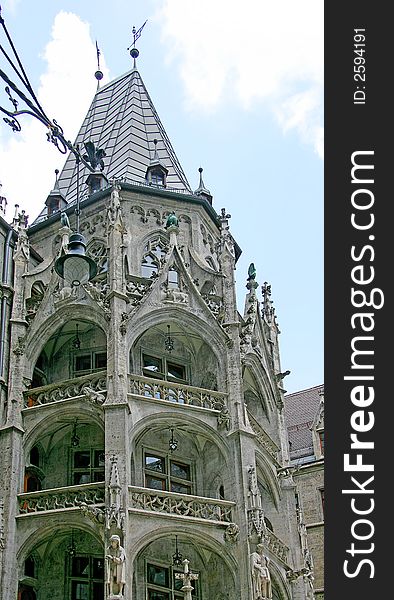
[18,482,105,514]
[128,374,227,411]
[263,528,290,564]
[23,371,107,408]
[129,486,234,524]
[248,412,280,462]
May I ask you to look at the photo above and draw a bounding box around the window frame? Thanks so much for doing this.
[69,448,105,486]
[141,351,188,384]
[145,560,199,600]
[143,448,194,496]
[66,554,104,600]
[72,348,107,378]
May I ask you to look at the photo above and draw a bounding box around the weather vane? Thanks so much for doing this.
[127,19,147,67]
[94,41,104,87]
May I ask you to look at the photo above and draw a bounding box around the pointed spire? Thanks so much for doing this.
[194,167,213,204]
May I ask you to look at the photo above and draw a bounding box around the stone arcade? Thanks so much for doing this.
[0,52,319,600]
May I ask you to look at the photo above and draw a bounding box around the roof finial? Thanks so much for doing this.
[128,20,147,68]
[95,41,104,88]
[194,167,213,204]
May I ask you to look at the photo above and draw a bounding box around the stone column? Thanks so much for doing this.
[104,184,131,598]
[0,226,29,600]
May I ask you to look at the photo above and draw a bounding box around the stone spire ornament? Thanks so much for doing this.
[174,559,199,600]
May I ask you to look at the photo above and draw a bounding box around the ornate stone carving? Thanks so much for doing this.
[174,559,199,599]
[128,374,227,411]
[224,522,239,543]
[247,466,267,538]
[19,483,105,513]
[130,487,233,523]
[82,385,105,405]
[24,372,107,407]
[12,336,25,356]
[106,456,125,531]
[79,502,106,525]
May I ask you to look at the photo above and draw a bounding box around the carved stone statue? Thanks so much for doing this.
[105,534,126,597]
[250,544,272,600]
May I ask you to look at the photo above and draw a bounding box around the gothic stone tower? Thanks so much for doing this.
[0,61,314,600]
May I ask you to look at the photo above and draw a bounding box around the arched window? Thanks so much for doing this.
[30,446,40,467]
[141,239,167,278]
[87,240,108,274]
[24,556,36,578]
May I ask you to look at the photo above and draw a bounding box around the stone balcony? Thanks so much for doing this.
[128,374,227,411]
[23,371,107,408]
[129,486,235,527]
[247,412,281,465]
[263,528,290,565]
[17,482,105,515]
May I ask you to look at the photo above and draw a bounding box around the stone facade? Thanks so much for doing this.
[284,386,325,599]
[0,63,322,600]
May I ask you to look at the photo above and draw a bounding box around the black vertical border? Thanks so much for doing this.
[325,2,390,599]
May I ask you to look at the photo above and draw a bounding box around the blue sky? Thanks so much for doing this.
[0,0,323,393]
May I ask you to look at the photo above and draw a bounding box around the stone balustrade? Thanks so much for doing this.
[128,374,227,411]
[24,371,107,407]
[18,482,105,514]
[263,528,290,564]
[248,412,280,462]
[129,486,234,524]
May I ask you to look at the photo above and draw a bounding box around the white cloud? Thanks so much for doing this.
[155,0,323,156]
[0,11,109,222]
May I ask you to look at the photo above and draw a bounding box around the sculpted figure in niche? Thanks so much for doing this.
[250,544,272,600]
[105,534,126,597]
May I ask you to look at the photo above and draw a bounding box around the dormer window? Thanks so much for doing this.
[150,170,164,186]
[146,138,168,186]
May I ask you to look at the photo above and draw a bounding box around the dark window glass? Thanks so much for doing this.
[75,355,91,372]
[24,556,35,578]
[92,582,104,600]
[145,455,165,473]
[71,581,89,600]
[170,462,190,481]
[74,452,91,468]
[146,475,166,491]
[72,556,90,578]
[93,470,105,482]
[170,482,191,494]
[319,431,325,453]
[92,558,104,579]
[73,472,91,485]
[30,446,40,466]
[147,564,169,587]
[26,474,40,492]
[94,451,105,468]
[148,592,170,600]
[219,485,225,500]
[94,353,107,369]
[167,363,185,380]
[143,355,162,373]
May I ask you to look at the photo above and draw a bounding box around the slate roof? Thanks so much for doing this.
[33,67,192,224]
[284,384,324,462]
